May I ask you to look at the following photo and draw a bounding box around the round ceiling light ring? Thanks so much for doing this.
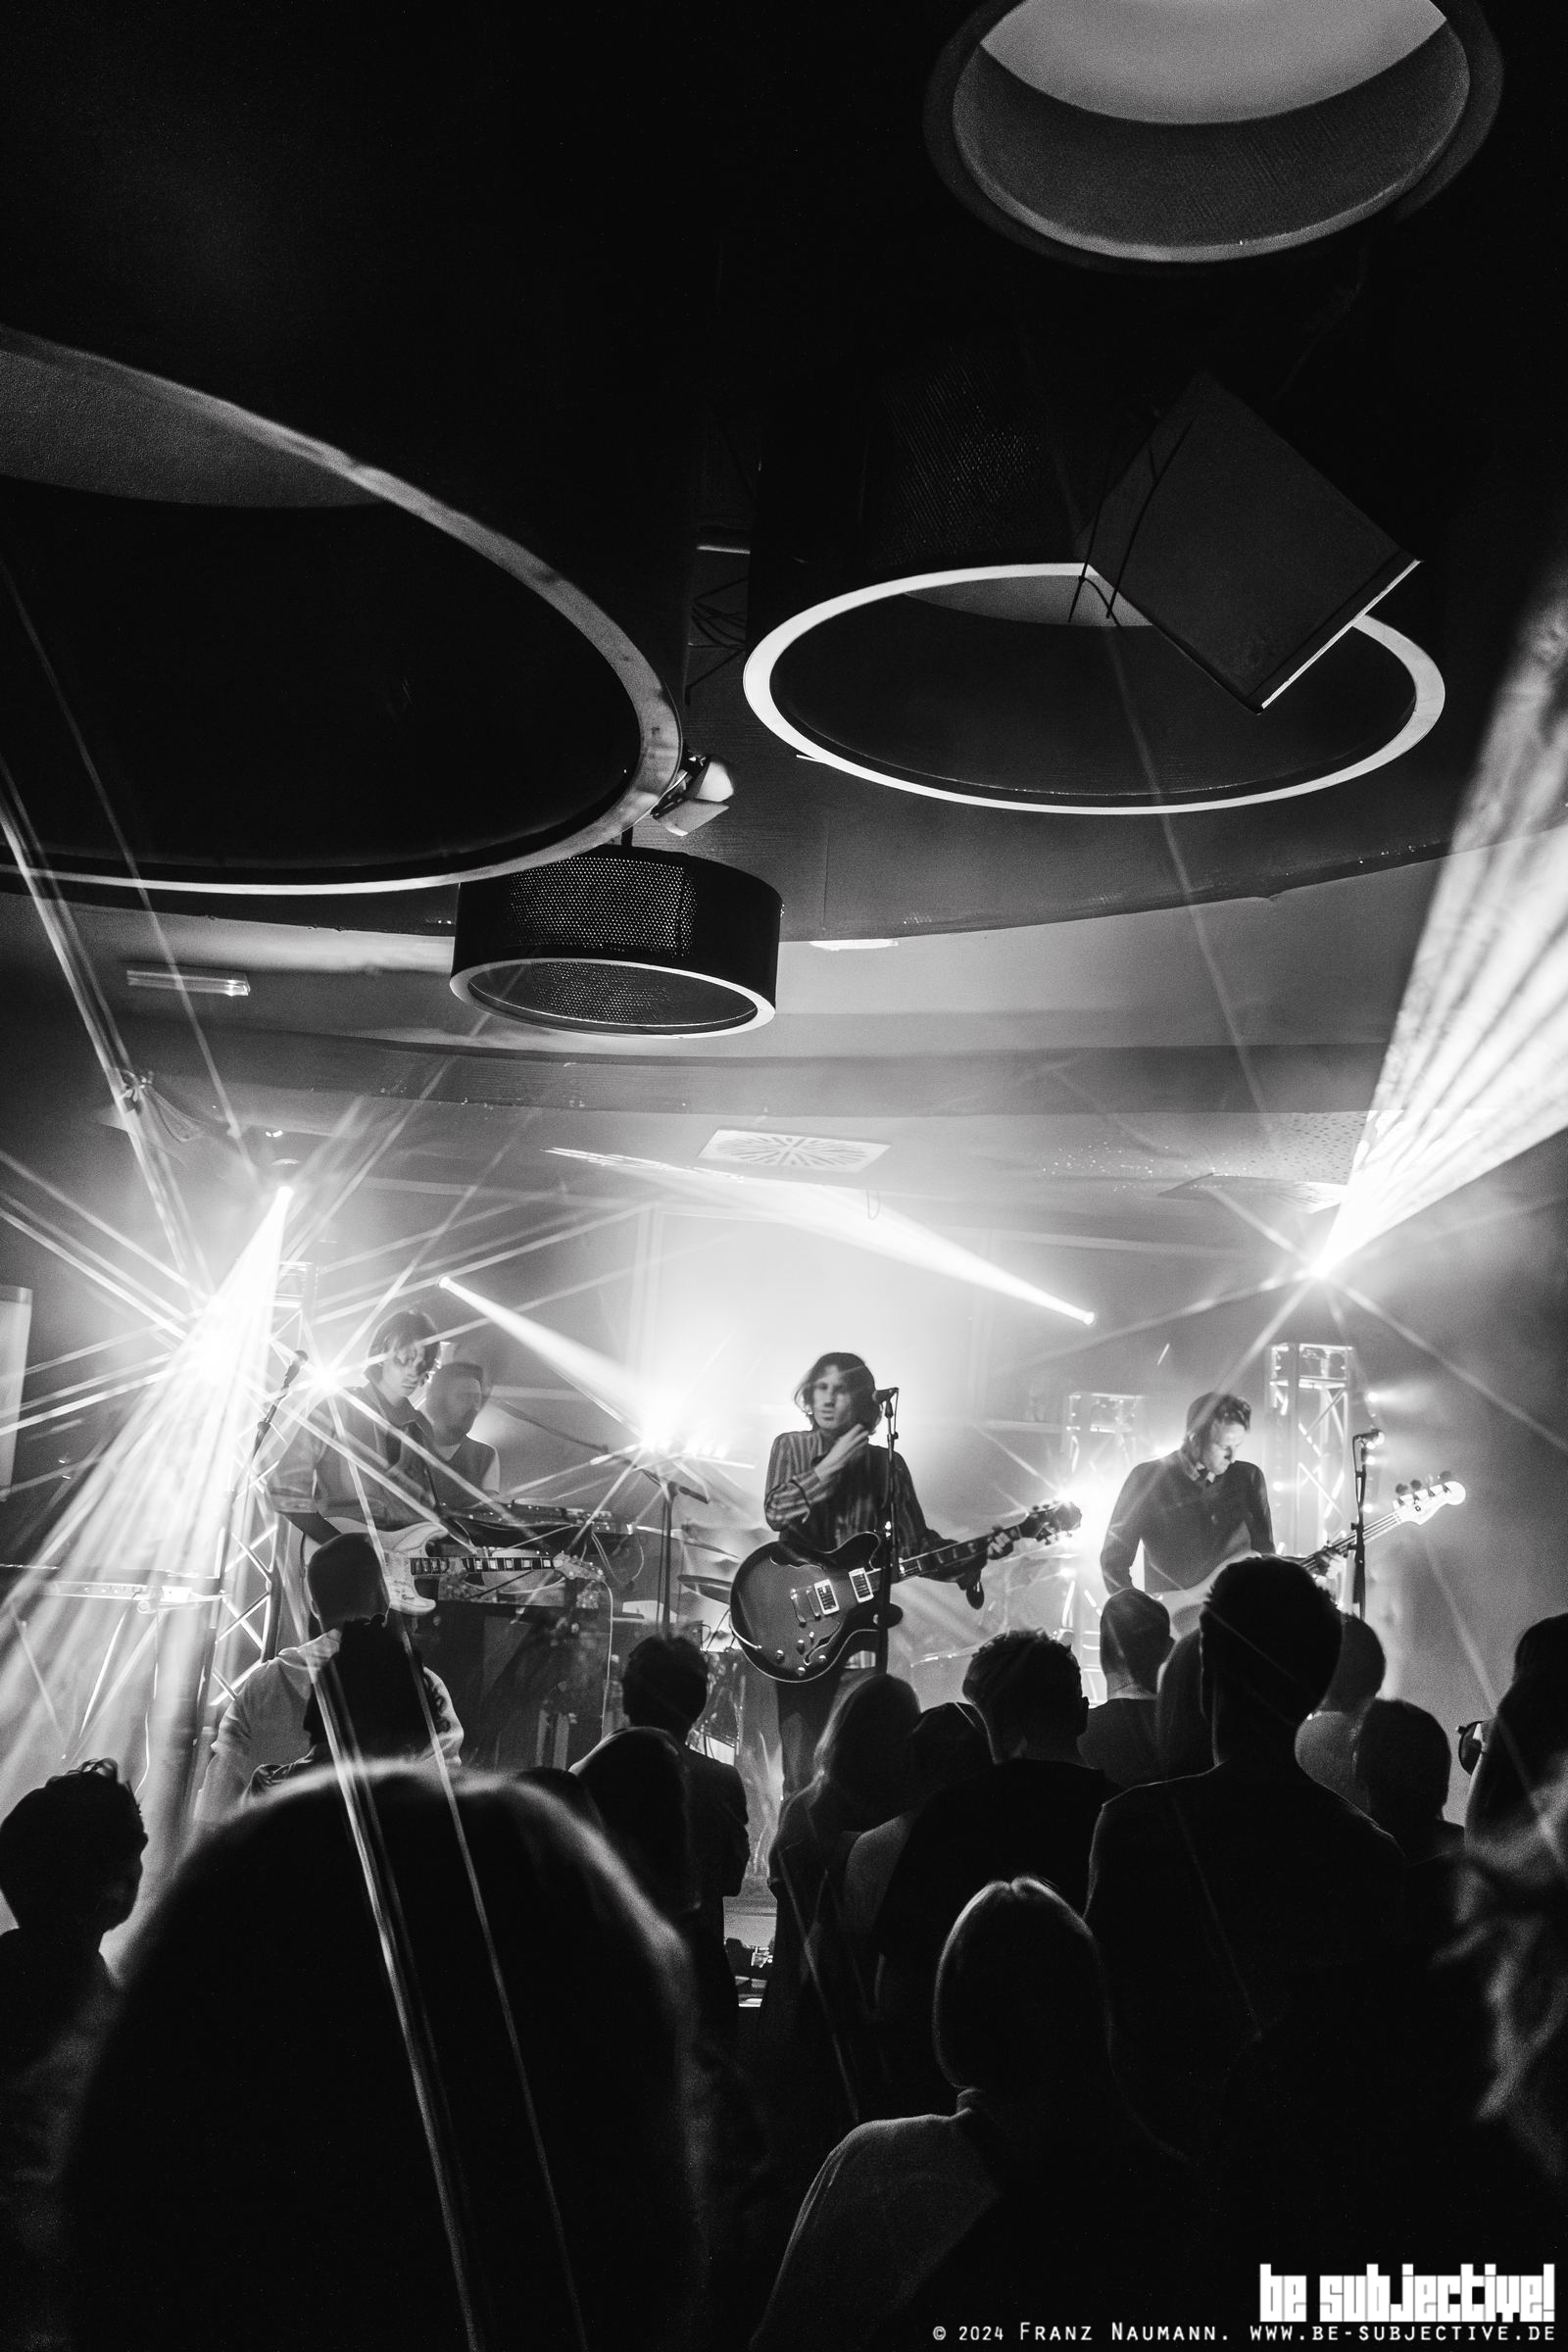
[0,329,682,892]
[742,564,1444,816]
[453,954,776,1036]
[923,0,1499,272]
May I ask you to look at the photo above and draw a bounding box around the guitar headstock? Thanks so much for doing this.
[1015,1499,1084,1544]
[1392,1472,1466,1523]
[1310,1470,1466,1565]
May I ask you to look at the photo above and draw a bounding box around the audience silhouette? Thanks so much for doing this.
[249,1611,450,1791]
[1153,1626,1210,1776]
[756,1878,1195,2352]
[1080,1589,1172,1786]
[9,1565,1565,2352]
[200,1534,461,1817]
[760,1674,920,2188]
[619,1634,751,1946]
[1296,1610,1386,1804]
[873,1633,1114,2114]
[0,1762,146,2348]
[840,1701,989,1955]
[1087,1558,1402,2156]
[1465,1607,1568,1837]
[66,1768,702,2352]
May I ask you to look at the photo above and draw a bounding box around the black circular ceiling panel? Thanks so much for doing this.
[0,3,709,893]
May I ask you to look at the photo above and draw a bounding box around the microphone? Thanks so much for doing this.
[872,1385,899,1407]
[1352,1426,1384,1448]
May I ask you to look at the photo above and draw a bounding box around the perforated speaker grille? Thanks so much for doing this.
[451,847,781,1035]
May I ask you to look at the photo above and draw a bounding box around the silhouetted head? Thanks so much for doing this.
[1320,1612,1387,1715]
[1513,1612,1568,1690]
[1099,1590,1174,1696]
[1466,1676,1568,1840]
[423,1359,488,1445]
[521,1767,604,1832]
[935,1877,1112,2100]
[1155,1629,1211,1777]
[906,1701,992,1808]
[1200,1558,1342,1750]
[305,1533,387,1630]
[964,1631,1086,1761]
[574,1730,693,1918]
[621,1636,709,1740]
[813,1673,921,1827]
[0,1760,146,1944]
[67,1769,701,2352]
[301,1617,442,1763]
[1353,1697,1452,1844]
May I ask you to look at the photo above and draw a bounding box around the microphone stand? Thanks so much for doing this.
[1349,1430,1374,1619]
[607,1451,710,1637]
[871,1387,902,1673]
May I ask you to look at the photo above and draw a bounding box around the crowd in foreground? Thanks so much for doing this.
[2,1549,1566,2352]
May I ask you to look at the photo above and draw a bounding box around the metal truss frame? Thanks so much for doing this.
[1265,1341,1354,1564]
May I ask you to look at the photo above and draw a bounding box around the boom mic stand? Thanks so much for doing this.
[871,1386,902,1673]
[1349,1426,1381,1618]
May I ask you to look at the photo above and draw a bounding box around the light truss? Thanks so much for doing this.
[1265,1341,1354,1573]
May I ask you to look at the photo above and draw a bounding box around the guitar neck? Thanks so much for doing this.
[897,1534,987,1585]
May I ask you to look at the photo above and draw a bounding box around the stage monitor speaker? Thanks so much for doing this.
[1082,374,1416,711]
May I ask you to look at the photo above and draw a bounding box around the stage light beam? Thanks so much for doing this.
[545,1151,1096,1323]
[0,1192,290,1904]
[1322,540,1568,1268]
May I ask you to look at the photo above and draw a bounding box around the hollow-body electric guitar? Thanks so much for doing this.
[1149,1473,1466,1631]
[730,1500,1083,1683]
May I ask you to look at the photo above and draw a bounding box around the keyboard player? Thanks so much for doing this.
[422,1360,502,1514]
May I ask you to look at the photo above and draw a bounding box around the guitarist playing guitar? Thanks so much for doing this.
[760,1351,1015,1793]
[1101,1392,1273,1635]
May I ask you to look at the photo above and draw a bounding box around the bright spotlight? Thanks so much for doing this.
[0,1191,289,1886]
[1323,559,1568,1267]
[546,1149,1096,1323]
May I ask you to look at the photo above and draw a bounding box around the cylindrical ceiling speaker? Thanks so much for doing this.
[924,0,1500,269]
[0,4,708,892]
[451,849,781,1037]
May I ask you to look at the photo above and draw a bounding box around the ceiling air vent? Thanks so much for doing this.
[699,1130,889,1173]
[451,847,781,1037]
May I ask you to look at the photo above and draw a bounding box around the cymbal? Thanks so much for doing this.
[678,1575,737,1603]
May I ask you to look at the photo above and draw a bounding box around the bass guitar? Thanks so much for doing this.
[1147,1473,1465,1633]
[730,1500,1082,1684]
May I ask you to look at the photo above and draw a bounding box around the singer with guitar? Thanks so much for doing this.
[1101,1393,1273,1632]
[760,1352,1015,1792]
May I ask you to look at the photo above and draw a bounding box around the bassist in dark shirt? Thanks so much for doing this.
[1100,1392,1272,1630]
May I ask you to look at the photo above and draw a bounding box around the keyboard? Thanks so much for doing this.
[0,1565,220,1607]
[421,1557,606,1616]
